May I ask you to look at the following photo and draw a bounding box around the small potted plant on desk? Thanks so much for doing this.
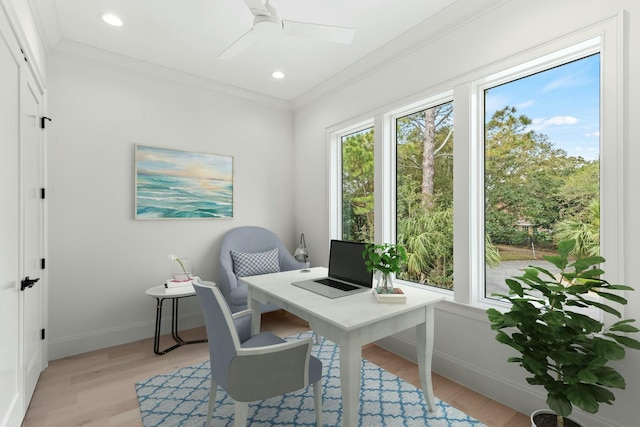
[486,240,640,427]
[363,243,407,295]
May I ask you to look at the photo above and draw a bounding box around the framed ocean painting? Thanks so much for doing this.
[135,145,233,219]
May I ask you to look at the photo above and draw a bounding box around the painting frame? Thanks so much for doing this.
[134,144,234,220]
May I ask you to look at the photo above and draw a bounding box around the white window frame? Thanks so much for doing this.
[465,28,623,318]
[328,17,623,318]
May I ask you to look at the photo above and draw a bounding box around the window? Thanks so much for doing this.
[483,54,601,299]
[341,127,374,242]
[396,102,454,289]
[330,28,620,311]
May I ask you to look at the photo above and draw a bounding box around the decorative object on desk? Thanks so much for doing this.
[169,254,194,281]
[135,144,233,219]
[372,287,407,304]
[293,233,310,272]
[363,243,407,294]
[486,240,640,427]
[136,331,487,427]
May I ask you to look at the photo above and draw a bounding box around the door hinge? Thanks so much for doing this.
[41,258,46,269]
[20,48,28,62]
[40,188,46,199]
[41,329,45,340]
[40,116,52,129]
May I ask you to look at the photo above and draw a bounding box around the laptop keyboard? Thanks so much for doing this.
[316,278,359,292]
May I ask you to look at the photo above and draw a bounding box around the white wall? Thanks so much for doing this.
[46,54,296,359]
[293,1,640,426]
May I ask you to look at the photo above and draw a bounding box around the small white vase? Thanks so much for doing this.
[530,409,583,427]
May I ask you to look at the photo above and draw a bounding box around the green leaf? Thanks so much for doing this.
[557,240,576,258]
[609,319,640,333]
[567,384,599,413]
[593,338,626,360]
[607,284,635,291]
[595,291,628,305]
[606,334,640,350]
[504,278,524,296]
[577,370,598,384]
[592,366,626,388]
[587,300,622,318]
[547,394,572,417]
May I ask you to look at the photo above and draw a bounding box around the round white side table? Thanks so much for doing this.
[145,284,207,355]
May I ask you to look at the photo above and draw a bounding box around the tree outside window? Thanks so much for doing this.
[484,54,600,298]
[396,102,454,289]
[341,128,374,243]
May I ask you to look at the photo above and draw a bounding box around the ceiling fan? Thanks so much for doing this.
[218,0,356,59]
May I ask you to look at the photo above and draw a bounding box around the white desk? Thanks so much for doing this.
[242,267,445,427]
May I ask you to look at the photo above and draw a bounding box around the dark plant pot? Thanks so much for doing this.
[531,410,583,427]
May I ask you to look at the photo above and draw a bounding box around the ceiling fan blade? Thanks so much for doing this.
[282,20,355,44]
[243,0,270,16]
[218,28,257,59]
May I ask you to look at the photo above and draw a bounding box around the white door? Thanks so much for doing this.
[0,9,24,427]
[21,69,46,409]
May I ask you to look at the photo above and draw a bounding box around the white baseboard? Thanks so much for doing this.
[47,310,205,360]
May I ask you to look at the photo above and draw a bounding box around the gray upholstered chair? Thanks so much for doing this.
[218,226,309,313]
[194,282,323,427]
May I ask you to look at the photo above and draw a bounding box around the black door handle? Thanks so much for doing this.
[21,276,40,291]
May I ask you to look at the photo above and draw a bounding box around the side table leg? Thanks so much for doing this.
[152,294,207,355]
[153,298,167,355]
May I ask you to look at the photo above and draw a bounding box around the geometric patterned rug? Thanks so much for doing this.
[136,331,487,426]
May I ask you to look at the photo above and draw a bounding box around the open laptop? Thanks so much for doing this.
[292,239,373,298]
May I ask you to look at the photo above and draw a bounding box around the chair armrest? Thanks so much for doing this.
[232,309,253,320]
[229,338,313,401]
[232,309,254,342]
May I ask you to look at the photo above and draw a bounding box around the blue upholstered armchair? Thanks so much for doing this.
[218,226,309,313]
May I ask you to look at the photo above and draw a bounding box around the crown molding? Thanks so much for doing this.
[291,0,510,112]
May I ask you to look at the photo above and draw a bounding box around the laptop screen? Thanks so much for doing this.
[328,240,373,288]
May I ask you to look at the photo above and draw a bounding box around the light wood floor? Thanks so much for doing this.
[23,310,529,427]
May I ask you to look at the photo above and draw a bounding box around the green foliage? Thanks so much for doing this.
[341,128,374,242]
[398,207,453,288]
[363,243,407,275]
[487,240,640,420]
[555,198,600,257]
[484,106,599,253]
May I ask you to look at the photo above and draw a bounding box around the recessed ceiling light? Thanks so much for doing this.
[272,71,285,79]
[100,13,123,27]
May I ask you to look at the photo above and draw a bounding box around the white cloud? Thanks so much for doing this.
[545,115,579,125]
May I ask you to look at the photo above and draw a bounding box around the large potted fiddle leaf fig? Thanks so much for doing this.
[487,240,640,427]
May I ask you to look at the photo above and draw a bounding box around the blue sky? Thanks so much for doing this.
[485,54,600,161]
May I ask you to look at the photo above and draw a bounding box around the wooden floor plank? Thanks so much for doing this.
[23,311,528,427]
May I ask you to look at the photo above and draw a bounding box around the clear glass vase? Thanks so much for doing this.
[171,258,194,281]
[375,272,394,294]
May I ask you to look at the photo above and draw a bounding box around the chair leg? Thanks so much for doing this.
[313,380,323,427]
[234,401,249,427]
[206,378,218,427]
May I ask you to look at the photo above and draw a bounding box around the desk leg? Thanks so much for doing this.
[247,288,261,335]
[340,339,361,427]
[416,306,436,411]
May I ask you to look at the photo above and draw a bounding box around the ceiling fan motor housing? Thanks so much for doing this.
[253,14,282,37]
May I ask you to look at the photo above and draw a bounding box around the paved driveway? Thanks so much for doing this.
[485,259,560,297]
